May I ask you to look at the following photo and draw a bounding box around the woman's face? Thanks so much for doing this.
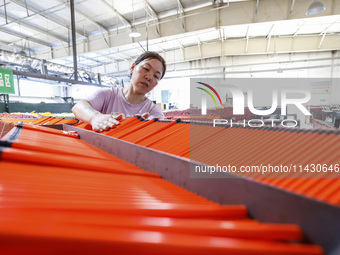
[130,58,164,95]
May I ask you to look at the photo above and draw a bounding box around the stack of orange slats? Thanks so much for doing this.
[41,117,78,125]
[0,114,79,125]
[31,116,54,124]
[0,122,323,255]
[40,118,65,125]
[74,118,340,207]
[189,126,340,206]
[55,118,78,125]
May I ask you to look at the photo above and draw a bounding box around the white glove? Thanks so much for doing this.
[91,113,123,132]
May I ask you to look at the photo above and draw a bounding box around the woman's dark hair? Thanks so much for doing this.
[134,51,167,79]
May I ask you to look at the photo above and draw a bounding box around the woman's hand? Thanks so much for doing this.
[90,113,123,132]
[72,100,123,132]
[140,112,150,120]
[134,112,150,120]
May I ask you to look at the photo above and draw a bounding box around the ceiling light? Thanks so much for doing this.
[129,0,141,38]
[129,27,141,38]
[306,0,325,16]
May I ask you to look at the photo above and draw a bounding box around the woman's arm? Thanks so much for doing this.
[72,99,100,124]
[72,99,122,131]
[147,103,165,120]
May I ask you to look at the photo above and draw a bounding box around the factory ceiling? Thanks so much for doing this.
[0,0,339,82]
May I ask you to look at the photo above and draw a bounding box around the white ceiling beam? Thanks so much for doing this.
[318,32,327,49]
[57,0,109,33]
[142,0,160,35]
[320,17,340,35]
[190,35,340,60]
[245,25,250,53]
[0,27,52,47]
[293,21,306,37]
[99,0,131,27]
[176,39,185,61]
[177,0,185,32]
[33,0,340,61]
[80,34,340,72]
[143,0,158,19]
[79,55,104,65]
[318,17,340,48]
[42,29,340,62]
[10,0,87,37]
[218,27,224,42]
[91,42,340,77]
[103,50,126,62]
[289,0,295,16]
[254,0,259,22]
[40,0,340,58]
[266,35,271,52]
[197,35,202,58]
[0,40,26,52]
[156,44,165,53]
[266,23,275,52]
[0,10,68,42]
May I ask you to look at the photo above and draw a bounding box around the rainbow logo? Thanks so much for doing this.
[196,82,223,108]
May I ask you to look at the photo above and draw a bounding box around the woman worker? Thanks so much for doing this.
[72,51,166,132]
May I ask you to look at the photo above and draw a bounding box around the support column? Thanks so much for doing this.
[70,0,78,81]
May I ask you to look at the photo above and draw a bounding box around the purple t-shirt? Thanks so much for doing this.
[86,87,164,119]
